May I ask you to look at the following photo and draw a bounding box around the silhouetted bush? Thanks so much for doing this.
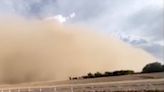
[87,72,94,78]
[69,70,135,80]
[69,62,164,80]
[112,70,134,76]
[142,62,164,73]
[104,72,113,76]
[72,77,78,80]
[94,72,103,77]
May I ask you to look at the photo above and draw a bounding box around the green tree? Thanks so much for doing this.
[142,62,163,73]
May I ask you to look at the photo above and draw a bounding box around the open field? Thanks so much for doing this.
[0,72,164,92]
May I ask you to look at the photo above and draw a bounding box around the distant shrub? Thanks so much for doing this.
[94,72,103,77]
[72,77,78,80]
[104,72,113,76]
[87,72,94,78]
[142,62,164,73]
[69,70,135,80]
[123,70,134,74]
[112,70,134,76]
[69,62,164,80]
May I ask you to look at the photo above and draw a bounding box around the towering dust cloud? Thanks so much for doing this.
[0,17,156,84]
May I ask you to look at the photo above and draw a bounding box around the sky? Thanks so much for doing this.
[0,0,164,61]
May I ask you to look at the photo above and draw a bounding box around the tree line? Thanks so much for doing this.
[69,62,164,80]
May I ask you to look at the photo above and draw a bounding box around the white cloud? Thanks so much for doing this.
[147,0,164,8]
[44,12,76,23]
[70,12,76,18]
[155,41,164,46]
[46,15,67,23]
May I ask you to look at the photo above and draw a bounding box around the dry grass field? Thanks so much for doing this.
[0,72,164,92]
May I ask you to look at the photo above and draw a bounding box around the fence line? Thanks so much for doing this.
[0,86,75,92]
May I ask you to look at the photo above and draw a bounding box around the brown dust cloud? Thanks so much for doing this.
[0,16,156,84]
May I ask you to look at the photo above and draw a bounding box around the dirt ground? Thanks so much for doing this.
[0,72,164,92]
